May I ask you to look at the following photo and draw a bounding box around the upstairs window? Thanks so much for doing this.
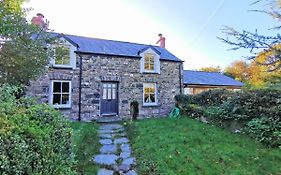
[49,81,71,108]
[144,53,155,71]
[140,48,160,74]
[54,45,71,65]
[143,83,157,105]
[50,39,76,69]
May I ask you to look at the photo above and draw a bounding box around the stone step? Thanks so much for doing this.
[96,116,123,123]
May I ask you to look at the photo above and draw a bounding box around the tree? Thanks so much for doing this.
[247,44,281,86]
[0,0,54,86]
[199,66,221,72]
[218,0,281,71]
[224,60,249,82]
[224,51,281,87]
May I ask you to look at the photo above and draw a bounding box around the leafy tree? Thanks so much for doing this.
[224,54,281,88]
[224,60,249,82]
[219,0,281,71]
[199,66,221,72]
[0,0,54,86]
[248,44,281,86]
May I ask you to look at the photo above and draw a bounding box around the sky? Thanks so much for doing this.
[23,0,280,70]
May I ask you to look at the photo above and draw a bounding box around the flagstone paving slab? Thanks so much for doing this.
[114,137,129,144]
[97,168,114,175]
[100,144,117,154]
[93,154,118,165]
[99,139,113,145]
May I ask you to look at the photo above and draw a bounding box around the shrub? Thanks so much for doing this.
[0,84,75,174]
[176,88,281,147]
[246,117,281,147]
[191,89,235,106]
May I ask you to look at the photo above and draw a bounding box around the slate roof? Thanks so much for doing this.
[183,70,244,87]
[55,33,183,62]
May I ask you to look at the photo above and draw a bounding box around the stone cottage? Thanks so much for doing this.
[26,33,184,121]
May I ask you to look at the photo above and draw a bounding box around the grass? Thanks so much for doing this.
[126,117,281,175]
[70,122,100,175]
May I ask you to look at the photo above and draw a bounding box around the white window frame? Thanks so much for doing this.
[140,48,160,74]
[49,80,72,108]
[50,39,76,69]
[143,83,157,106]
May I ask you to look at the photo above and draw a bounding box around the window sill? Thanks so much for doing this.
[142,71,160,74]
[51,65,74,69]
[142,103,160,107]
[53,105,71,109]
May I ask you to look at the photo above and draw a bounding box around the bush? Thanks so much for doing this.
[191,89,235,106]
[246,117,281,148]
[0,84,75,174]
[176,88,281,147]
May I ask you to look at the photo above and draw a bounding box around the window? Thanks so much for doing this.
[143,83,157,105]
[50,39,76,69]
[140,48,160,74]
[184,87,194,95]
[144,53,155,71]
[54,45,70,65]
[50,81,71,108]
[102,83,116,100]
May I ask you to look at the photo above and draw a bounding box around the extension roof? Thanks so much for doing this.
[54,33,183,62]
[183,70,244,87]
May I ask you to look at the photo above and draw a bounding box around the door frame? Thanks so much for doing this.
[100,81,119,116]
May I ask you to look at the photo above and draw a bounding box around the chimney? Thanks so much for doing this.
[31,13,49,29]
[156,33,166,48]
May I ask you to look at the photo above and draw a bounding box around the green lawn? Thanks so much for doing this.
[126,117,281,175]
[70,122,100,175]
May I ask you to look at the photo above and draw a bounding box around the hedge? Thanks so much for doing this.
[175,88,281,148]
[0,84,76,174]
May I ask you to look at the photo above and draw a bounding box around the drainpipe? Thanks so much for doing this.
[78,52,83,121]
[179,62,183,94]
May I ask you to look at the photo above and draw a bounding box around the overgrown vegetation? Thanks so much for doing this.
[127,118,281,175]
[0,84,75,174]
[70,122,100,175]
[175,88,281,147]
[0,0,56,86]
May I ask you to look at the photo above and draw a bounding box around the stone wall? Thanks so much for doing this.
[26,54,183,121]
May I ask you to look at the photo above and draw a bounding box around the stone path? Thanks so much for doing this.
[93,123,137,175]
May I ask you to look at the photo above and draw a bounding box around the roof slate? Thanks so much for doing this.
[183,70,244,87]
[56,33,183,62]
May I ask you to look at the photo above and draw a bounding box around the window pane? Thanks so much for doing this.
[61,94,69,104]
[149,87,155,93]
[112,88,116,99]
[107,88,112,99]
[53,94,61,104]
[150,64,154,70]
[150,94,155,102]
[144,87,150,94]
[145,56,150,62]
[53,82,61,92]
[144,63,149,70]
[103,87,107,99]
[144,94,149,103]
[62,82,69,92]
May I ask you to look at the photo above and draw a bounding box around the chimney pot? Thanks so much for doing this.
[31,13,48,29]
[156,33,166,48]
